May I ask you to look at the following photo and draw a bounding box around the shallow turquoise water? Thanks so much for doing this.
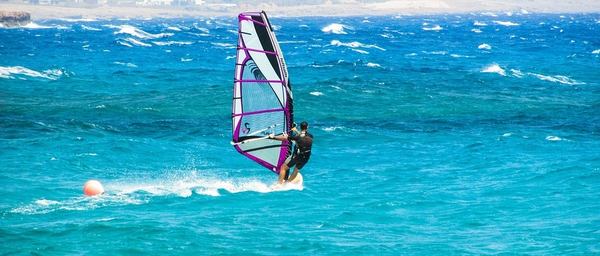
[1,13,600,254]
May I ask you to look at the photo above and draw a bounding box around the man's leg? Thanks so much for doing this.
[278,163,289,184]
[288,167,300,182]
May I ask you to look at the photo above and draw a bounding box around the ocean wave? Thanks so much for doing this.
[366,62,381,68]
[493,20,520,26]
[450,54,474,58]
[117,41,133,47]
[481,12,498,17]
[478,43,492,50]
[59,17,97,22]
[422,50,447,55]
[473,21,487,26]
[153,41,193,46]
[279,40,307,44]
[510,69,524,78]
[481,64,585,85]
[211,42,235,48]
[111,25,173,39]
[422,24,443,31]
[166,26,181,31]
[192,23,210,33]
[528,73,585,85]
[121,38,152,47]
[113,62,138,68]
[322,126,344,132]
[10,195,146,215]
[481,63,506,76]
[592,49,600,54]
[321,23,350,34]
[351,49,369,54]
[0,66,66,80]
[310,91,324,96]
[81,24,101,31]
[545,136,562,141]
[330,40,386,51]
[471,28,483,33]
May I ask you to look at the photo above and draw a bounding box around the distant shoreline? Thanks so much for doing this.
[1,1,600,20]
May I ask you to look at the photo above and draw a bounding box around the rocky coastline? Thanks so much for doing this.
[0,11,31,27]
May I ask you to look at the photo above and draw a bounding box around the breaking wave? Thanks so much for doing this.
[493,21,520,26]
[330,40,386,51]
[422,24,443,31]
[322,23,350,34]
[110,25,173,39]
[481,63,506,76]
[0,66,67,80]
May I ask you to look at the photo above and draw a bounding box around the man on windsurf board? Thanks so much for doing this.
[270,121,313,184]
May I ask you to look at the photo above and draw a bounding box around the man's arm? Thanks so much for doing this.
[269,133,288,141]
[269,127,299,141]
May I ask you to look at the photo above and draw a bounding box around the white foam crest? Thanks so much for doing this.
[310,64,333,68]
[194,26,210,34]
[60,18,97,22]
[211,42,235,48]
[471,28,483,33]
[81,25,101,31]
[528,73,585,85]
[121,38,152,47]
[310,91,324,96]
[117,41,133,47]
[422,24,443,31]
[450,54,473,58]
[351,49,369,54]
[166,26,181,31]
[474,21,487,26]
[330,40,386,51]
[19,22,55,29]
[180,58,193,62]
[481,12,498,17]
[113,25,173,39]
[510,69,524,78]
[153,41,193,46]
[321,23,350,34]
[279,40,307,44]
[422,50,447,55]
[323,126,344,132]
[592,49,600,54]
[366,62,381,68]
[493,20,520,26]
[0,66,65,80]
[113,62,138,68]
[11,195,146,215]
[545,136,562,141]
[481,63,506,76]
[478,43,492,50]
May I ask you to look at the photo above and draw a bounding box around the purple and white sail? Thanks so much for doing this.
[231,11,293,173]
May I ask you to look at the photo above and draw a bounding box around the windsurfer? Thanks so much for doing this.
[270,121,313,184]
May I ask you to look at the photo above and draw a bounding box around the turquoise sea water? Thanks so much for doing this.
[1,13,600,254]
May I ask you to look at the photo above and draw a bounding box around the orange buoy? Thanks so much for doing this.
[83,180,104,196]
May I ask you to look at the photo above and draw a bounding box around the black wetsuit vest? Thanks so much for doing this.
[291,131,313,157]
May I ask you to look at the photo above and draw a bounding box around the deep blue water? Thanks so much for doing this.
[1,13,600,255]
